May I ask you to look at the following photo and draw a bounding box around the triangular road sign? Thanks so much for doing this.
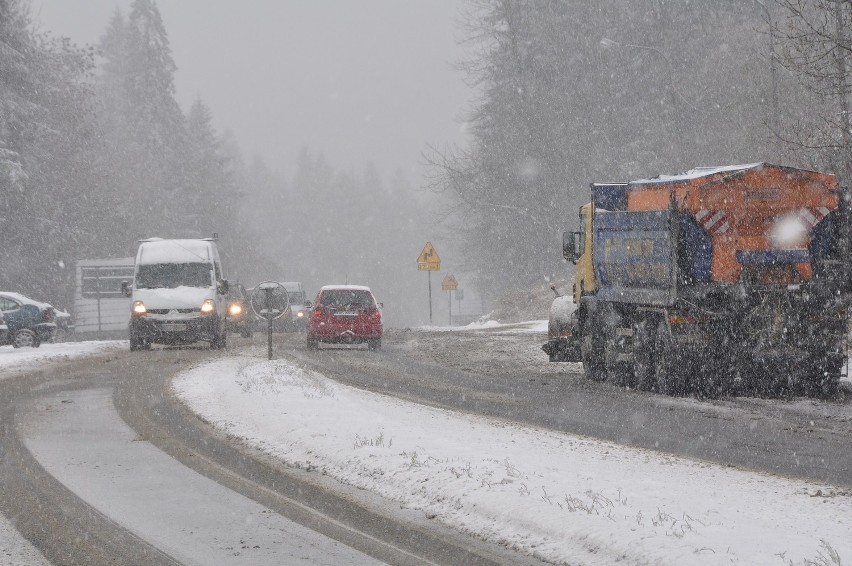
[417,242,441,271]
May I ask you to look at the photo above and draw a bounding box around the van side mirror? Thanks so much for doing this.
[218,279,230,295]
[121,280,131,297]
[563,231,582,264]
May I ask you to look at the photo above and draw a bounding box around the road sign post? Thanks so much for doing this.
[250,281,290,360]
[417,242,441,325]
[441,274,458,326]
[429,271,433,324]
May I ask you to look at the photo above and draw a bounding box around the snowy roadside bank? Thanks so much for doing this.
[422,319,548,334]
[173,356,852,566]
[0,341,126,378]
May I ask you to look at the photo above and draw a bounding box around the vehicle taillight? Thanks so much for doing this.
[312,306,325,317]
[669,313,699,325]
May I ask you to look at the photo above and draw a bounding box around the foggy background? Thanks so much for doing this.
[3,0,851,328]
[21,0,476,327]
[32,0,471,179]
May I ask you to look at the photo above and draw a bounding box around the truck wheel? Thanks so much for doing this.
[653,320,685,395]
[697,337,735,399]
[604,334,633,387]
[632,319,655,391]
[739,354,789,397]
[581,327,606,382]
[803,353,842,399]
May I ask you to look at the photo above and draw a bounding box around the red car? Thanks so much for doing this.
[307,285,382,351]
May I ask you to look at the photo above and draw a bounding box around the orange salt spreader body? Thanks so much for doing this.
[626,163,838,284]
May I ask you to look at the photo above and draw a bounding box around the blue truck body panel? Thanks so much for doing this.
[593,210,678,306]
[736,249,810,265]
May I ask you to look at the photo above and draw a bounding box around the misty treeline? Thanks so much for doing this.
[430,0,852,296]
[1,0,427,323]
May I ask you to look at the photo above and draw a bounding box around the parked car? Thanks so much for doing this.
[0,311,8,346]
[0,291,57,348]
[224,282,253,338]
[52,308,74,342]
[306,285,382,351]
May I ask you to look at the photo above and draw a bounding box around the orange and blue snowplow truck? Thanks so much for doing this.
[543,163,851,397]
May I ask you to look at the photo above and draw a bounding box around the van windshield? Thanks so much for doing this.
[136,263,212,289]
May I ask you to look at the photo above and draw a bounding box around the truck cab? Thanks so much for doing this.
[563,203,596,304]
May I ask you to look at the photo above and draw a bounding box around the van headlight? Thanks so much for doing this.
[200,299,216,314]
[132,300,147,316]
[296,310,304,318]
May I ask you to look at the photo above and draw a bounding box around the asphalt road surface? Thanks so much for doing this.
[0,327,850,564]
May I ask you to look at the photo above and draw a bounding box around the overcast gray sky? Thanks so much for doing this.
[31,0,472,183]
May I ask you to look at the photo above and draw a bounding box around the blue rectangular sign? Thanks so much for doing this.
[593,210,677,306]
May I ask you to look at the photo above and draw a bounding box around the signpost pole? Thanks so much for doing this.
[265,288,273,360]
[251,281,288,362]
[417,242,440,326]
[428,271,433,325]
[441,273,458,326]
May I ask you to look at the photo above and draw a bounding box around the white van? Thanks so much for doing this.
[121,238,229,350]
[282,281,307,331]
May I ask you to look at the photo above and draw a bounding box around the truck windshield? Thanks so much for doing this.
[287,292,304,304]
[135,263,212,289]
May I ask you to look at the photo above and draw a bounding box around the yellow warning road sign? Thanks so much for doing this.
[417,242,441,271]
[442,274,458,291]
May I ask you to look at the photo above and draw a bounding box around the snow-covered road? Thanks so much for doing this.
[0,340,126,565]
[2,333,851,565]
[23,387,382,565]
[174,355,852,566]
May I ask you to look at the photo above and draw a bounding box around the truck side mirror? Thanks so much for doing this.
[304,300,313,309]
[120,280,131,297]
[563,231,582,264]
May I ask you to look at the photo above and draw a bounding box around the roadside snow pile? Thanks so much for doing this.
[423,319,548,333]
[0,341,125,376]
[174,357,852,566]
